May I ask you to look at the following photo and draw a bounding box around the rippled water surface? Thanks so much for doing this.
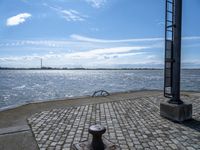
[0,69,199,110]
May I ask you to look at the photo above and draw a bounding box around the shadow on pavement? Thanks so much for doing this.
[181,118,200,132]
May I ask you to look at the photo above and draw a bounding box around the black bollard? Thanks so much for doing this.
[73,124,119,150]
[89,124,106,150]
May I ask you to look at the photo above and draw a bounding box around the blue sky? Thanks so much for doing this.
[0,0,199,68]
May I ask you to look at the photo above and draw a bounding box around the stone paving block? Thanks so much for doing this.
[28,95,200,150]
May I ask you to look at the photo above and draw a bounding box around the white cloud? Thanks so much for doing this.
[1,35,199,50]
[43,4,86,22]
[183,60,200,64]
[183,36,200,40]
[67,46,148,59]
[0,55,40,62]
[0,46,147,66]
[0,40,79,49]
[1,35,200,68]
[70,34,163,43]
[61,9,86,21]
[6,13,31,26]
[71,34,200,43]
[86,0,106,8]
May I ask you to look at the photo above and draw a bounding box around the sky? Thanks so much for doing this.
[0,0,200,68]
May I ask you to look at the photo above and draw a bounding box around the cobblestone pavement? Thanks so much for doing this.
[28,95,200,150]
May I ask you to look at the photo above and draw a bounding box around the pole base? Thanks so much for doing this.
[168,98,184,105]
[160,102,192,122]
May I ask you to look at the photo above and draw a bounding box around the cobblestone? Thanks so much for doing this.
[28,95,200,149]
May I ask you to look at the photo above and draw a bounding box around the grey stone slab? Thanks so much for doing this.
[0,125,30,135]
[0,130,38,150]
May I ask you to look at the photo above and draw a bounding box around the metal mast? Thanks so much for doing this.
[164,0,183,104]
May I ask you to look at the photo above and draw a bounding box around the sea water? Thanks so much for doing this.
[0,69,200,110]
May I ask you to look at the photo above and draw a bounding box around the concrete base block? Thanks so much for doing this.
[160,102,192,122]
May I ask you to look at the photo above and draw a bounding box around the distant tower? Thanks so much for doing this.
[41,58,43,69]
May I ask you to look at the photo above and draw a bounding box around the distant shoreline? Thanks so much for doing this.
[0,67,199,70]
[0,67,162,70]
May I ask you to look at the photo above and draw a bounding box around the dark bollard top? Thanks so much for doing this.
[89,124,106,135]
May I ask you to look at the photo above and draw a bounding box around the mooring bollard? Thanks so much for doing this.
[89,124,106,150]
[73,124,119,150]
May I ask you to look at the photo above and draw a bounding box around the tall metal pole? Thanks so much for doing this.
[161,0,192,122]
[41,58,43,69]
[169,0,183,104]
